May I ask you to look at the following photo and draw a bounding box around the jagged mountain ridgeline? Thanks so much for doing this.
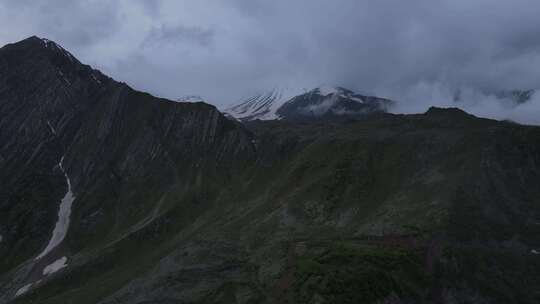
[1,37,540,304]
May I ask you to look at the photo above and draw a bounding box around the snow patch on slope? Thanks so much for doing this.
[41,38,76,63]
[223,87,306,121]
[15,283,33,297]
[43,256,68,276]
[35,156,75,260]
[14,280,42,298]
[47,120,57,135]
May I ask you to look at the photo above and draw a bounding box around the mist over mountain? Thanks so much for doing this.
[387,83,540,125]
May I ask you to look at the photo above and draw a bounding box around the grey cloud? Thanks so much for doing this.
[0,0,540,123]
[0,0,119,49]
[144,25,215,47]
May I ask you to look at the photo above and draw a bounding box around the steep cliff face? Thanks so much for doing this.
[0,36,113,271]
[1,38,540,304]
[0,37,255,301]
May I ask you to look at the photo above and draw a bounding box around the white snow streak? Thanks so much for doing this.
[41,38,76,62]
[43,256,68,276]
[41,38,52,47]
[15,283,33,297]
[35,157,75,260]
[46,120,57,135]
[58,70,71,86]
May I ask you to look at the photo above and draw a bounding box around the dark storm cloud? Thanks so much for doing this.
[1,0,540,124]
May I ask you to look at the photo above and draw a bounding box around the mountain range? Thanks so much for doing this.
[1,37,540,304]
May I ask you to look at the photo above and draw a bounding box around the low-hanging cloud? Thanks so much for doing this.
[387,82,540,125]
[0,0,539,124]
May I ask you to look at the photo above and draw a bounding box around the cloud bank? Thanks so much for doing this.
[0,0,539,123]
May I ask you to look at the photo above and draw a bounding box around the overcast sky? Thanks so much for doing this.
[1,0,540,123]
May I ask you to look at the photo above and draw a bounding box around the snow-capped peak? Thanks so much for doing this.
[39,37,76,63]
[223,85,392,122]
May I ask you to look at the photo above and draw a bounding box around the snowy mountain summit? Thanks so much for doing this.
[223,87,305,121]
[224,86,394,122]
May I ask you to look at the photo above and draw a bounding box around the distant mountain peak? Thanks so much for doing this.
[224,86,393,122]
[177,95,206,103]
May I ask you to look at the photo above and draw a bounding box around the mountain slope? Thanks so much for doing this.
[1,37,540,304]
[0,36,255,302]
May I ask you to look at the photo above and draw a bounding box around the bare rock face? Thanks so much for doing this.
[0,36,112,271]
[0,37,255,299]
[1,37,540,304]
